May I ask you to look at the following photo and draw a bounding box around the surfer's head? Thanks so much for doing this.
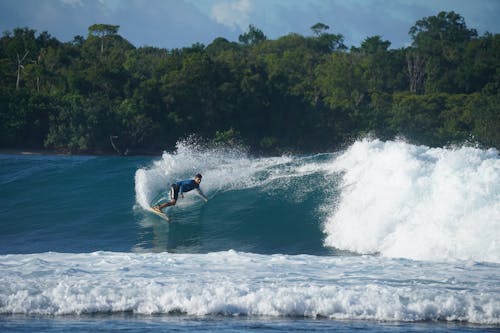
[195,173,202,184]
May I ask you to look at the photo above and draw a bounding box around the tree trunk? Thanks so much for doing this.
[16,51,29,90]
[406,51,425,94]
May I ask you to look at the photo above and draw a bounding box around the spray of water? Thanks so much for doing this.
[323,139,500,262]
[134,138,500,262]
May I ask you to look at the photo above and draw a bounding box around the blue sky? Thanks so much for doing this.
[1,0,499,49]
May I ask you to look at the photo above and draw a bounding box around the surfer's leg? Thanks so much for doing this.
[163,200,176,208]
[153,184,179,211]
[155,199,176,211]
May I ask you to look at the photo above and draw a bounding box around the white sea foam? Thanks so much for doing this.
[323,139,500,263]
[134,140,308,210]
[0,251,498,324]
[135,139,500,263]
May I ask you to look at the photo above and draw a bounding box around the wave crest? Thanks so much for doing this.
[323,139,500,263]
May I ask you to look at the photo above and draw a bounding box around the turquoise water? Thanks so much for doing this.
[1,154,140,253]
[1,139,499,332]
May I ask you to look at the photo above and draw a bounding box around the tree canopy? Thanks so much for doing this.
[0,12,498,155]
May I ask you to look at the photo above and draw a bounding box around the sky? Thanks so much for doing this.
[1,0,499,49]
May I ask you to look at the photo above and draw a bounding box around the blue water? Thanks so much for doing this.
[1,139,499,332]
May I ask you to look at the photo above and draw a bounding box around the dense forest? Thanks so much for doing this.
[0,11,498,155]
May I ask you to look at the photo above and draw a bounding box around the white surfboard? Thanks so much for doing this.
[145,207,170,222]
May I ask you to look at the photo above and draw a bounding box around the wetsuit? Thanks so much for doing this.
[170,179,200,200]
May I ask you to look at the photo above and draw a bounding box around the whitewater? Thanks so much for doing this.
[1,138,499,331]
[324,139,500,262]
[134,138,500,263]
[2,251,499,323]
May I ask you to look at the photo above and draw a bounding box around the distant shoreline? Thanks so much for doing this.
[0,148,162,157]
[0,148,66,156]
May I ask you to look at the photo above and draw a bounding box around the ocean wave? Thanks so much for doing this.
[134,139,500,262]
[1,251,498,324]
[133,141,329,254]
[134,140,301,210]
[323,139,500,263]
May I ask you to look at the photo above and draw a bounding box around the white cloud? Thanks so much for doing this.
[211,0,252,30]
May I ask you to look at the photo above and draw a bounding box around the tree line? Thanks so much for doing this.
[0,12,498,155]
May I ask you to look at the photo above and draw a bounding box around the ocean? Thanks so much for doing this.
[1,138,499,332]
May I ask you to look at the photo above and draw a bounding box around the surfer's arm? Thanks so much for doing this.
[197,189,208,202]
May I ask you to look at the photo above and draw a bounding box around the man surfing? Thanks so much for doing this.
[152,173,208,213]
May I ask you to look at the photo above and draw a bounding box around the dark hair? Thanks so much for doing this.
[195,173,202,179]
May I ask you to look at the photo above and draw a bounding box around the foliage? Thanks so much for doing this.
[0,12,498,154]
[238,25,267,46]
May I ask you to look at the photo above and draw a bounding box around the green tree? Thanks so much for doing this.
[239,25,267,46]
[3,28,39,90]
[0,13,498,154]
[88,24,120,54]
[359,35,391,54]
[311,23,330,36]
[459,33,500,93]
[45,93,116,153]
[0,90,56,148]
[79,28,134,98]
[409,11,478,93]
[389,93,447,146]
[468,93,500,147]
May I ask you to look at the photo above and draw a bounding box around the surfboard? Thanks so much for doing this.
[146,207,170,222]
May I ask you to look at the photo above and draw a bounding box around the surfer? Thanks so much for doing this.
[152,173,208,213]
